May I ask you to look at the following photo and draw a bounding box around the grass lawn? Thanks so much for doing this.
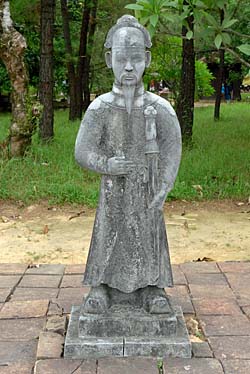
[0,102,249,206]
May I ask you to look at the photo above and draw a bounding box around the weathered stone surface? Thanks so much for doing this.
[0,361,34,373]
[0,264,27,275]
[180,262,220,274]
[209,336,250,359]
[166,285,194,314]
[163,358,224,374]
[36,332,64,359]
[26,264,65,275]
[66,14,190,359]
[18,275,62,288]
[199,315,250,336]
[34,359,96,374]
[189,284,234,299]
[0,288,12,302]
[47,300,63,316]
[65,306,191,359]
[0,340,37,364]
[236,296,250,307]
[65,306,126,359]
[242,306,250,317]
[60,275,83,288]
[124,335,191,358]
[0,318,44,341]
[224,273,250,299]
[192,342,213,358]
[186,273,228,286]
[58,287,89,300]
[218,261,250,273]
[79,305,177,338]
[225,272,250,289]
[98,358,158,374]
[11,287,59,301]
[49,298,75,314]
[221,359,250,374]
[0,275,22,289]
[46,315,67,335]
[0,299,49,319]
[65,264,86,274]
[172,265,187,285]
[193,298,242,315]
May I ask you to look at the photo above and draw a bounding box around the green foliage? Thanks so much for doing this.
[1,104,249,205]
[0,63,11,94]
[195,60,215,100]
[237,44,250,56]
[144,36,182,101]
[144,36,214,101]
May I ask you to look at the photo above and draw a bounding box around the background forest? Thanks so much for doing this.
[0,0,249,205]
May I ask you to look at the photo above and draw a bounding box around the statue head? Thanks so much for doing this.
[105,15,152,90]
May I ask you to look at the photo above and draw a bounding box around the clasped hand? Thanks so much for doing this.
[107,156,135,175]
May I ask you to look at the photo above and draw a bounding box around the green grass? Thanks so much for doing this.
[171,102,250,200]
[0,103,249,206]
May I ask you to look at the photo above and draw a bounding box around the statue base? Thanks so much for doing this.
[64,305,191,359]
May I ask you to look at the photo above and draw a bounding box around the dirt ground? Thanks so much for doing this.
[0,199,250,265]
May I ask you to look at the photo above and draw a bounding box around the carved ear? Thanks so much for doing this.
[105,51,112,69]
[145,51,151,68]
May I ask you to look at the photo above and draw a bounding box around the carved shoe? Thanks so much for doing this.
[82,285,110,314]
[142,286,172,314]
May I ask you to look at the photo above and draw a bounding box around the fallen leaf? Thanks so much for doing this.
[194,257,214,262]
[42,225,49,234]
[192,184,203,192]
[28,264,40,269]
[69,210,86,220]
[1,216,9,223]
[192,185,203,197]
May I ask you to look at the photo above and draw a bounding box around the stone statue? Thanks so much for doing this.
[75,15,181,313]
[65,15,190,359]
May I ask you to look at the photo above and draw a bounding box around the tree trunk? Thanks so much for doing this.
[60,0,78,121]
[60,0,98,119]
[82,0,98,112]
[214,9,225,121]
[176,14,195,141]
[0,0,32,157]
[75,0,91,119]
[39,0,55,140]
[214,48,225,120]
[232,79,241,101]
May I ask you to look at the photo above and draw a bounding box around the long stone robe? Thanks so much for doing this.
[75,89,182,293]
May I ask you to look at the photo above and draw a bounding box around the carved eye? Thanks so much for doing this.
[116,54,126,63]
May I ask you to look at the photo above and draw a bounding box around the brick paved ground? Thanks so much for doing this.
[0,262,250,373]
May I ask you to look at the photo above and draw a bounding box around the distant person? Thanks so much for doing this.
[224,83,231,103]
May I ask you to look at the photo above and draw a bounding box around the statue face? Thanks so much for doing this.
[107,28,150,86]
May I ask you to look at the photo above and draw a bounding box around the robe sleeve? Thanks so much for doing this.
[156,98,182,195]
[75,99,108,174]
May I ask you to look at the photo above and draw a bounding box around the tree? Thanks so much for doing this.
[175,1,195,140]
[60,0,98,120]
[0,0,34,157]
[144,36,214,101]
[126,0,250,127]
[39,0,55,140]
[125,0,199,141]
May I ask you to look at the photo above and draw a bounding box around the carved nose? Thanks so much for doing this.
[125,61,133,72]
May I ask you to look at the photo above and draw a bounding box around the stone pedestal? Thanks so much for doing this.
[64,304,191,359]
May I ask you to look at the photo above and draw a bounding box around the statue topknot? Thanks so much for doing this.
[104,15,152,49]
